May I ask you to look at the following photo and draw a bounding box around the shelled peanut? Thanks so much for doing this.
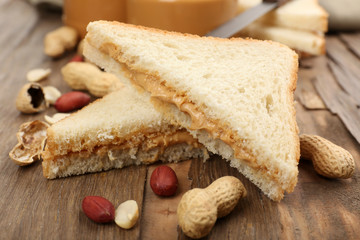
[150,165,178,197]
[82,196,139,229]
[54,91,91,112]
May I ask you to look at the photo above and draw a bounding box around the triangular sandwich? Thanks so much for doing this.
[84,21,300,201]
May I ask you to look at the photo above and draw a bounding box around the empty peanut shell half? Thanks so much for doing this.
[16,83,47,114]
[10,120,49,166]
[16,120,49,149]
[9,143,39,166]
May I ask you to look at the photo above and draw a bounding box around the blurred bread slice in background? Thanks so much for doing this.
[239,22,325,56]
[236,0,328,57]
[238,0,328,32]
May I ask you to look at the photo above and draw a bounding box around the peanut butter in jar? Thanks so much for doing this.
[63,0,126,38]
[126,0,238,36]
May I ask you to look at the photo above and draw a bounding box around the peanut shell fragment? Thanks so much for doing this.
[9,120,49,166]
[16,83,47,114]
[43,85,61,105]
[9,143,39,166]
[26,68,51,82]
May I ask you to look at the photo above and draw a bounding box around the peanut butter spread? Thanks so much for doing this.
[144,130,200,151]
[127,70,256,164]
[45,129,199,163]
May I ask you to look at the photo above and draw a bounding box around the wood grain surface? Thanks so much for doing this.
[1,1,359,239]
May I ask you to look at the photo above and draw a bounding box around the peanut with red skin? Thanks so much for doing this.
[82,196,115,223]
[70,55,84,62]
[54,91,90,112]
[150,165,178,197]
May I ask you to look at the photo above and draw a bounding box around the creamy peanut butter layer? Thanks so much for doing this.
[43,129,199,163]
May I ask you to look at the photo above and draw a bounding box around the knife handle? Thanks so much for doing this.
[263,0,290,7]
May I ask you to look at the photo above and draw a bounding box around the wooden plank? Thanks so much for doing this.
[140,161,192,239]
[326,36,360,85]
[327,59,360,106]
[1,2,360,239]
[177,153,360,239]
[296,62,326,110]
[0,2,146,239]
[313,58,360,143]
[178,156,279,240]
[0,163,147,239]
[294,103,360,240]
[0,0,38,64]
[340,32,360,58]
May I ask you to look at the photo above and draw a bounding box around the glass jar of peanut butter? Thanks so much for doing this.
[126,0,238,36]
[63,0,126,38]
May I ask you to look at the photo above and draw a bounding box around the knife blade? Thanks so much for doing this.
[206,0,289,38]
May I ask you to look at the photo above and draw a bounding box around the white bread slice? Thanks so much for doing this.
[85,21,300,201]
[41,86,208,179]
[238,0,328,32]
[237,22,326,56]
[237,0,328,56]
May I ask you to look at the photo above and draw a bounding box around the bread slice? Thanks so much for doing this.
[238,0,328,32]
[237,22,326,56]
[41,85,208,179]
[85,21,300,201]
[236,0,328,56]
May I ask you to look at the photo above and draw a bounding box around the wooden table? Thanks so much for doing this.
[1,1,359,239]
